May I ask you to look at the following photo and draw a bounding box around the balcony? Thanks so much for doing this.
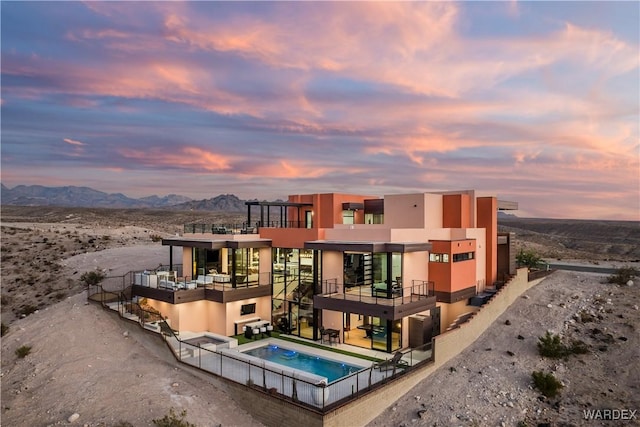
[131,271,271,304]
[313,279,436,321]
[183,223,258,235]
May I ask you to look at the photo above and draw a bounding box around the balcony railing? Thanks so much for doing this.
[318,278,434,306]
[132,270,271,291]
[183,223,258,234]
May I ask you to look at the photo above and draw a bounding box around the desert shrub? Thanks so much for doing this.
[80,269,106,287]
[532,370,563,398]
[17,304,38,317]
[152,408,196,427]
[15,345,32,358]
[569,339,589,355]
[149,234,163,243]
[607,266,637,285]
[538,331,588,358]
[516,249,542,270]
[1,322,8,337]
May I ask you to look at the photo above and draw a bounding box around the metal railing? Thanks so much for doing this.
[88,278,435,412]
[161,327,434,411]
[131,270,271,291]
[318,278,435,306]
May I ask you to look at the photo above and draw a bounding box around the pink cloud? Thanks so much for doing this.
[118,146,233,172]
[63,138,85,146]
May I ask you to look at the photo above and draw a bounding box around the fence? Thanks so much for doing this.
[88,277,434,413]
[161,329,434,411]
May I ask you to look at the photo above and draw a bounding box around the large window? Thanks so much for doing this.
[272,248,315,339]
[229,247,260,286]
[344,253,366,287]
[193,247,221,278]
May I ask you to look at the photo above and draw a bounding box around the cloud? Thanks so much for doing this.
[63,138,85,146]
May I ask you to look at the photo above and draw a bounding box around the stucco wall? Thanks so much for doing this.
[402,251,429,287]
[433,268,539,367]
[225,296,272,335]
[322,251,344,285]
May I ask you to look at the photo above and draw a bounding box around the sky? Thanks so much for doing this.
[1,1,638,220]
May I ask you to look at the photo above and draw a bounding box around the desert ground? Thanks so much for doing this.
[1,206,638,426]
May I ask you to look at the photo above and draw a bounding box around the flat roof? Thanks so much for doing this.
[245,201,313,207]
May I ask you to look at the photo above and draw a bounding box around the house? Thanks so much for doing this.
[131,190,517,353]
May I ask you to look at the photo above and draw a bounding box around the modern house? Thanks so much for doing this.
[131,190,517,353]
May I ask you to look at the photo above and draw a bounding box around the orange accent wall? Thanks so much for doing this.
[287,193,378,229]
[429,240,477,293]
[443,194,471,228]
[477,197,497,286]
[451,240,477,291]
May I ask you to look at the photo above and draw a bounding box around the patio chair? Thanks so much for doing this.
[319,326,328,343]
[375,351,408,372]
[266,324,273,336]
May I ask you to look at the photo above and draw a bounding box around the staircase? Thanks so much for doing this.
[445,312,475,331]
[363,253,373,285]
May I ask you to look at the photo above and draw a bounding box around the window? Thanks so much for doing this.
[364,213,384,224]
[240,303,256,316]
[342,210,355,224]
[453,252,474,262]
[429,253,449,263]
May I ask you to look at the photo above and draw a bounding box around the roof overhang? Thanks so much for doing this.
[162,237,272,249]
[342,202,364,211]
[304,240,432,253]
[245,201,313,208]
[498,200,519,210]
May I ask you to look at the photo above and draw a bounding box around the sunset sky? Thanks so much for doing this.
[1,2,638,220]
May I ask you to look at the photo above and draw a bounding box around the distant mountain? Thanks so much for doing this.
[498,211,518,219]
[0,184,256,212]
[171,194,246,212]
[1,184,142,208]
[138,194,193,207]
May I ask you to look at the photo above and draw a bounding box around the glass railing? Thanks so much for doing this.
[318,278,434,305]
[183,223,258,234]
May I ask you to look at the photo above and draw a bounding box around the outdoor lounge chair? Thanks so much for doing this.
[375,351,409,372]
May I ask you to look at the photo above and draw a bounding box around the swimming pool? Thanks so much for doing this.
[244,344,362,383]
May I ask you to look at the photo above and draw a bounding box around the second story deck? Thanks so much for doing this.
[314,279,436,320]
[131,270,271,304]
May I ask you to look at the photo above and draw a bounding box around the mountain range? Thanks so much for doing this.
[1,184,521,217]
[0,184,248,211]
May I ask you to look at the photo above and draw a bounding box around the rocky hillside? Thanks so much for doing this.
[499,217,640,261]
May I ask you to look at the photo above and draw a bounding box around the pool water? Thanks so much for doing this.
[244,344,362,383]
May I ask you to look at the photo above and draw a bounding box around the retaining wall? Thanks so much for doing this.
[316,267,544,427]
